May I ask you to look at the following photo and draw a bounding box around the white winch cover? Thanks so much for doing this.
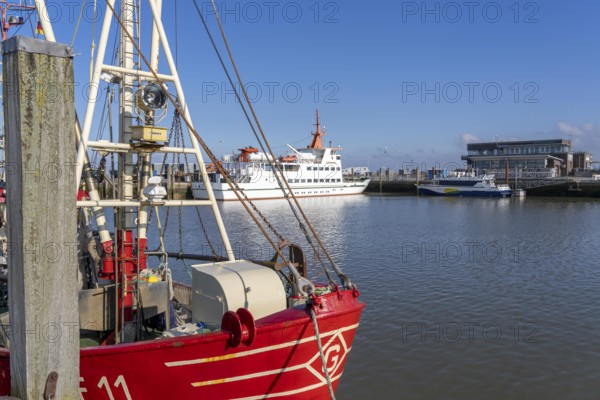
[191,260,287,328]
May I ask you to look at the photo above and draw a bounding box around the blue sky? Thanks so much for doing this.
[31,1,600,170]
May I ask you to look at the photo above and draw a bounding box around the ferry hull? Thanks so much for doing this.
[417,186,512,198]
[0,290,364,399]
[193,181,370,201]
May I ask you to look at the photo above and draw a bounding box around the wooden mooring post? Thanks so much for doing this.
[3,36,79,399]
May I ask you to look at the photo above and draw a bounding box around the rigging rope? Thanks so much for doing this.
[191,8,299,258]
[195,0,342,285]
[70,0,88,47]
[151,105,221,259]
[10,7,34,38]
[191,3,287,245]
[195,207,220,260]
[150,104,182,248]
[105,0,313,296]
[90,0,97,83]
[154,206,166,252]
[310,306,336,400]
[108,87,116,197]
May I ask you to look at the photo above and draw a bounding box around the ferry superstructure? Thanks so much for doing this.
[192,111,370,200]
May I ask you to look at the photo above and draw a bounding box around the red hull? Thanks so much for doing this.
[0,290,364,399]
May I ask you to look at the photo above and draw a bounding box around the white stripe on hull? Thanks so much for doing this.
[165,324,360,399]
[192,182,370,201]
[165,323,360,367]
[231,375,342,400]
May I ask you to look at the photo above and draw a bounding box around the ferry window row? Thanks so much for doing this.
[307,167,341,171]
[288,179,342,183]
[295,190,337,195]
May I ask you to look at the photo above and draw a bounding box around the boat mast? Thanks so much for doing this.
[73,1,236,276]
[137,0,162,247]
[118,0,137,241]
[308,109,325,149]
[74,0,234,258]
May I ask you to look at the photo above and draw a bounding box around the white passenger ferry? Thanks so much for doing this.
[192,112,370,200]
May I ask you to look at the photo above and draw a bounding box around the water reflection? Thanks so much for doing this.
[100,195,600,399]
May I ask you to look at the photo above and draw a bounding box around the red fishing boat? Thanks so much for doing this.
[0,1,364,398]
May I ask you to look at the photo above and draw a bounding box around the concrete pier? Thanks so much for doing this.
[3,36,79,399]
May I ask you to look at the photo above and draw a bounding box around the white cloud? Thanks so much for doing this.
[557,121,583,137]
[459,133,482,145]
[556,122,600,153]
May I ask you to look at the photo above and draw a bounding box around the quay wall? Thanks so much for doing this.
[142,181,600,199]
[365,180,600,198]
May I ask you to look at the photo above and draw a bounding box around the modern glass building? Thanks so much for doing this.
[461,139,592,178]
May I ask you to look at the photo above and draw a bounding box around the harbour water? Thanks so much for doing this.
[156,195,600,400]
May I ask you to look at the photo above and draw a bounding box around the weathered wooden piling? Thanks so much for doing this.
[3,36,79,399]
